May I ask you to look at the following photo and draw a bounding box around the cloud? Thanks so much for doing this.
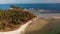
[0,0,14,4]
[0,0,60,4]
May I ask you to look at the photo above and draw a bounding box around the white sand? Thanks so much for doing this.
[0,20,32,34]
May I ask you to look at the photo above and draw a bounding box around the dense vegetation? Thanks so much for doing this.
[0,6,36,32]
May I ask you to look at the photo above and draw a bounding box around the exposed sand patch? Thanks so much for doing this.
[25,17,49,32]
[25,17,60,34]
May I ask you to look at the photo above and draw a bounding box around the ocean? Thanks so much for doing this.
[0,4,60,11]
[0,4,60,17]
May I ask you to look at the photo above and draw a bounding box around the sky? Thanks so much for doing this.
[0,0,60,4]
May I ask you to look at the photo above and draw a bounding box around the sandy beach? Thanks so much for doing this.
[19,10,60,34]
[23,17,60,34]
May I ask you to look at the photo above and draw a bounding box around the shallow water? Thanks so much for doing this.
[37,13,60,17]
[27,10,60,17]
